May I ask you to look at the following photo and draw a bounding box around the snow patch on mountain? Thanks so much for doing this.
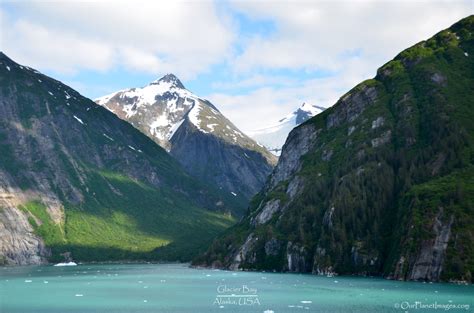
[187,101,203,131]
[95,74,210,142]
[95,74,266,154]
[247,103,325,156]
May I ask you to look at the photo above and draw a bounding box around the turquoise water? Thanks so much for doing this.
[1,263,472,312]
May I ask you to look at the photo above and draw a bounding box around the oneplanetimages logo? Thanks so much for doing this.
[394,301,470,311]
[213,284,261,307]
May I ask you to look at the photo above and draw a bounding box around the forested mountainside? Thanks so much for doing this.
[0,52,241,265]
[195,16,474,283]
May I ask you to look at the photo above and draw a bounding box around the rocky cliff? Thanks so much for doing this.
[0,53,240,265]
[194,16,474,283]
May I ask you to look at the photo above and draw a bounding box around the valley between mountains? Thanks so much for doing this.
[1,15,473,284]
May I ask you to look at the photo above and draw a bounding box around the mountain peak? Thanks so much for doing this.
[151,73,185,89]
[299,102,313,112]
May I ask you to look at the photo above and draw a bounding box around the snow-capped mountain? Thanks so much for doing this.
[247,102,325,155]
[95,74,277,201]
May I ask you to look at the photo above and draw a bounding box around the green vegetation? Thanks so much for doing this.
[197,15,474,282]
[55,168,235,262]
[13,153,236,263]
[0,51,239,264]
[19,201,65,250]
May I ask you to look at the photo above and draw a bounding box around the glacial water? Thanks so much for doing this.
[1,263,472,313]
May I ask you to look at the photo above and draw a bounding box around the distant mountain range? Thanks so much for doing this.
[96,75,276,202]
[0,53,241,265]
[247,102,326,155]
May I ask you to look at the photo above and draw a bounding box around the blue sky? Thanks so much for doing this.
[1,0,472,130]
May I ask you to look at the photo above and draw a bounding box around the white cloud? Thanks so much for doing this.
[230,0,472,74]
[207,78,339,132]
[1,0,472,133]
[1,1,234,78]
[214,0,472,131]
[0,13,114,74]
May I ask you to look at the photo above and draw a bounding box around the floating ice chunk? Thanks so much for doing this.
[103,133,114,141]
[73,116,84,125]
[54,262,77,266]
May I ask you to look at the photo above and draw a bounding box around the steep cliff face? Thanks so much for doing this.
[195,16,474,283]
[0,53,240,265]
[96,75,276,202]
[170,119,273,198]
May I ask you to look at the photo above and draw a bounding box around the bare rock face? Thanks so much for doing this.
[253,199,281,225]
[326,85,378,129]
[229,234,257,270]
[0,176,53,265]
[264,238,281,256]
[0,206,49,265]
[286,242,311,272]
[269,123,318,189]
[409,210,454,281]
[170,119,274,200]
